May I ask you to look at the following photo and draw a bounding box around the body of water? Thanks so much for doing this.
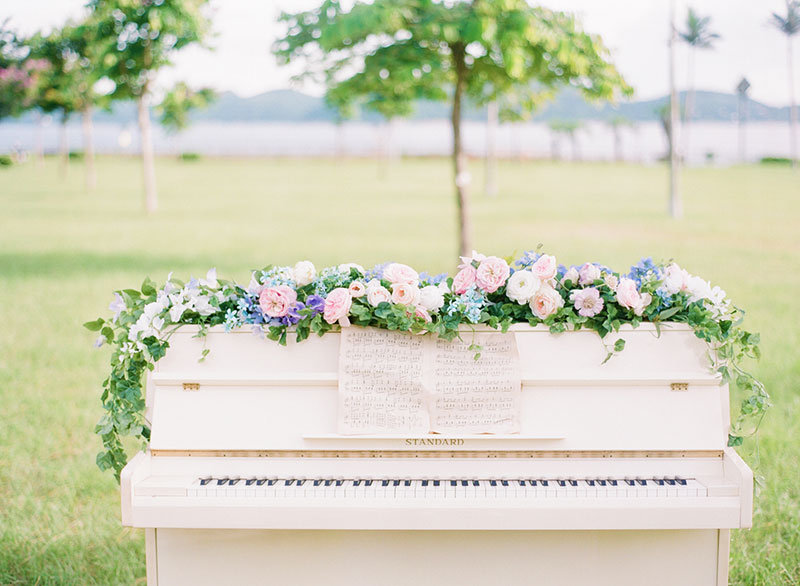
[1,119,796,165]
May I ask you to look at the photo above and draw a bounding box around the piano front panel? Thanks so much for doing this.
[152,528,723,586]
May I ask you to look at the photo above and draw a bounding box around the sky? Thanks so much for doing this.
[3,0,797,107]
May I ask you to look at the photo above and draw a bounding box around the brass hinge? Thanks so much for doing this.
[670,382,689,392]
[182,382,200,392]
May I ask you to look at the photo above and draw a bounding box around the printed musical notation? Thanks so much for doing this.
[337,327,521,435]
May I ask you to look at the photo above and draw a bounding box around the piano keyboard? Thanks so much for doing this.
[182,476,712,499]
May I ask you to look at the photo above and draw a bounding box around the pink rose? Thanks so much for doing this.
[578,262,601,286]
[323,288,352,326]
[452,266,477,294]
[383,263,419,286]
[476,256,510,293]
[348,281,366,297]
[367,285,391,307]
[458,250,486,269]
[531,254,558,281]
[391,283,421,305]
[414,306,432,323]
[615,277,646,313]
[529,284,564,319]
[258,285,297,318]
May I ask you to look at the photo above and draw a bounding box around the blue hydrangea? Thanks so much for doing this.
[364,262,392,281]
[514,250,541,269]
[419,271,447,285]
[627,257,663,287]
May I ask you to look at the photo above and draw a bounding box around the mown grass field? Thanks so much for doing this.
[0,155,798,584]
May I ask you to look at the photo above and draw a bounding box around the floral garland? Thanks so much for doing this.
[86,250,767,479]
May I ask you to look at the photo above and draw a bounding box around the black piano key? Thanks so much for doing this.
[676,478,687,485]
[228,479,241,486]
[393,480,401,487]
[568,480,578,487]
[597,479,606,486]
[381,480,390,487]
[665,478,676,486]
[216,478,229,486]
[200,477,212,486]
[518,480,526,486]
[364,480,374,487]
[461,480,469,487]
[625,479,635,486]
[528,480,538,486]
[335,480,344,486]
[472,480,480,487]
[353,480,362,486]
[245,478,257,486]
[255,478,267,486]
[323,480,333,487]
[608,479,617,486]
[540,480,549,487]
[433,480,440,487]
[421,480,429,487]
[313,479,323,486]
[586,480,595,486]
[490,480,498,487]
[296,480,306,486]
[284,480,294,486]
[654,479,665,486]
[635,479,646,486]
[404,480,411,487]
[450,480,457,487]
[557,480,566,487]
[501,480,509,487]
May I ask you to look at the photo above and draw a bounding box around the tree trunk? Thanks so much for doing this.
[613,126,623,162]
[571,132,581,161]
[137,90,158,214]
[82,107,96,191]
[451,44,472,257]
[683,50,695,160]
[35,112,44,167]
[485,101,498,198]
[738,93,747,164]
[58,116,68,178]
[668,0,682,218]
[788,36,797,169]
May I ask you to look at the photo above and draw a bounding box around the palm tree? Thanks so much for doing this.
[678,7,720,156]
[770,0,800,168]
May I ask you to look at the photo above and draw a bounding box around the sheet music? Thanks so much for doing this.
[337,327,431,434]
[338,327,521,435]
[430,333,521,434]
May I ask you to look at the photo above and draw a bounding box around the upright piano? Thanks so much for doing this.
[121,323,752,586]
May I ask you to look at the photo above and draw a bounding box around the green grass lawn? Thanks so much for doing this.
[1,156,798,584]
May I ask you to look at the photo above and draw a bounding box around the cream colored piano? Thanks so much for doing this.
[121,323,752,586]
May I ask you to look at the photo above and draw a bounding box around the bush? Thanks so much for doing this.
[0,155,13,167]
[179,152,201,162]
[68,150,84,160]
[760,156,792,165]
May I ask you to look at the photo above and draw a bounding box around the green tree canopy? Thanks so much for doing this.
[275,0,631,255]
[157,82,216,134]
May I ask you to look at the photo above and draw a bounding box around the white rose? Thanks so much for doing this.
[367,285,391,307]
[687,276,712,303]
[506,270,540,304]
[633,292,653,316]
[662,263,689,295]
[293,261,316,287]
[419,285,445,312]
[338,262,365,275]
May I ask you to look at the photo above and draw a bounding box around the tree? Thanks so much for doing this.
[736,77,751,164]
[770,0,800,168]
[157,82,215,134]
[548,119,583,161]
[668,0,681,219]
[89,0,211,212]
[608,115,633,162]
[0,26,45,121]
[274,0,631,256]
[678,7,719,156]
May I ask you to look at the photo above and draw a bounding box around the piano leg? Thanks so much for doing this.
[145,528,158,586]
[147,528,728,585]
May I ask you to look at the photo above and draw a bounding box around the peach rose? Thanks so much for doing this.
[383,263,419,286]
[531,254,558,281]
[391,282,421,305]
[367,285,391,307]
[529,284,564,320]
[452,265,477,294]
[323,288,352,326]
[476,256,510,293]
[259,285,297,318]
[348,281,366,297]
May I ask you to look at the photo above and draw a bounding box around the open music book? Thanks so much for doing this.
[337,327,522,435]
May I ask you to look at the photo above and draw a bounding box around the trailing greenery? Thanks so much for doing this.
[86,253,766,479]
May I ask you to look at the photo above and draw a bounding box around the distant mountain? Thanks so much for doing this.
[10,88,791,126]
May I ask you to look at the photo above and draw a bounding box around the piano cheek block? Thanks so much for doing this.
[124,325,753,585]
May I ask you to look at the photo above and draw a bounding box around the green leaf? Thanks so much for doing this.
[83,318,105,331]
[141,277,157,296]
